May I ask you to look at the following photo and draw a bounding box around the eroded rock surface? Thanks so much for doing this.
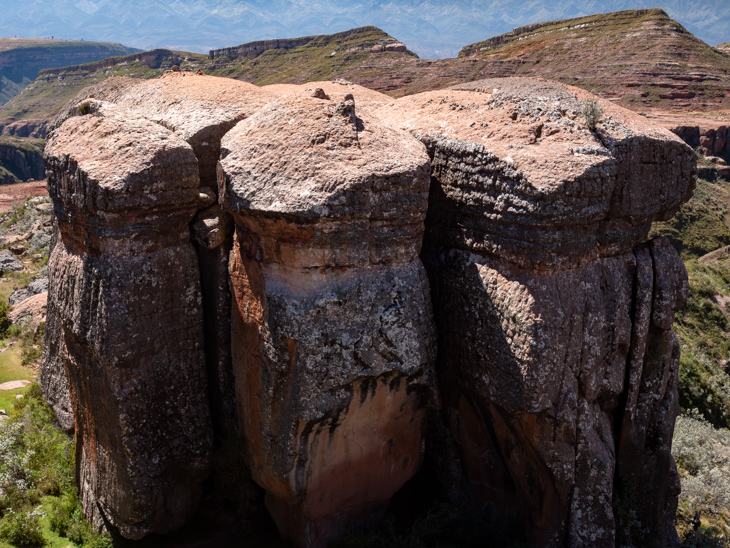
[378,78,696,547]
[44,102,213,538]
[219,89,437,547]
[50,73,276,438]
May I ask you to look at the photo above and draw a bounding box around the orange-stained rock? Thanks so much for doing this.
[219,88,437,547]
[379,78,695,547]
[44,102,213,539]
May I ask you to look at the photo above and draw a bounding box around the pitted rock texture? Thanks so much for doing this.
[379,78,695,547]
[378,78,696,271]
[219,89,437,548]
[43,103,213,538]
[262,80,394,116]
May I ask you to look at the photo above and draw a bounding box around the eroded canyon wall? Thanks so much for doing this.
[40,74,696,548]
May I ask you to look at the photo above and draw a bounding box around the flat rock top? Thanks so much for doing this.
[220,89,427,218]
[48,103,198,197]
[56,73,276,143]
[378,77,684,186]
[262,81,394,116]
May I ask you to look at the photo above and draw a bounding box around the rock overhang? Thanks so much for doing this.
[377,77,697,270]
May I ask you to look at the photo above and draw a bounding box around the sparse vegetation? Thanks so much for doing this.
[581,98,603,131]
[673,411,730,546]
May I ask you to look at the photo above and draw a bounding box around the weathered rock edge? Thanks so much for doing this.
[44,103,213,538]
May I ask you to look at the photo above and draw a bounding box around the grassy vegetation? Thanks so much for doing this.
[650,171,730,543]
[0,385,112,548]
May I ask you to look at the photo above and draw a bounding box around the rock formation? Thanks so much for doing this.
[218,88,437,547]
[40,74,695,547]
[44,101,214,538]
[378,77,695,547]
[46,73,276,438]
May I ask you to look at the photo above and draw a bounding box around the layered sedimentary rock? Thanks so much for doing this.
[44,102,213,538]
[49,73,275,436]
[219,89,437,547]
[379,78,696,547]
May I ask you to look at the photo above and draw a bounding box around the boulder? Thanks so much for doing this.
[378,77,696,547]
[44,101,213,538]
[0,249,23,273]
[9,276,48,305]
[9,291,47,331]
[219,88,437,547]
[51,73,276,440]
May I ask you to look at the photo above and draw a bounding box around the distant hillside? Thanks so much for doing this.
[4,11,730,138]
[0,0,728,60]
[0,38,140,106]
[206,26,416,85]
[718,43,730,54]
[457,9,730,112]
[0,27,416,136]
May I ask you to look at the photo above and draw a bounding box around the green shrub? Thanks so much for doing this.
[581,98,603,131]
[0,509,46,547]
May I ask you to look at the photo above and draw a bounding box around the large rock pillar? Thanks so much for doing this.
[379,77,696,547]
[219,89,437,547]
[44,102,213,539]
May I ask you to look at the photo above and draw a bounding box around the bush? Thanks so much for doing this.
[673,411,730,544]
[0,509,46,547]
[581,98,603,131]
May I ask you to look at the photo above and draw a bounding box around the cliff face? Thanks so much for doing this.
[42,75,696,547]
[379,78,695,547]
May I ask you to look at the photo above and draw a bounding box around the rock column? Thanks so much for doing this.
[44,103,213,538]
[219,89,437,548]
[379,78,696,547]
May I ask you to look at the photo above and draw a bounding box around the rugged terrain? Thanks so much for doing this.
[2,9,730,143]
[30,72,696,548]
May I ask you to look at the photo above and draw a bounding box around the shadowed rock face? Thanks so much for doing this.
[44,103,213,538]
[378,78,696,547]
[219,89,437,548]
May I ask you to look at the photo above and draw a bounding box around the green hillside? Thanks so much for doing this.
[0,38,140,108]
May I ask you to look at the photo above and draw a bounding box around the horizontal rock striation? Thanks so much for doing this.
[219,89,437,547]
[378,77,695,547]
[44,102,213,538]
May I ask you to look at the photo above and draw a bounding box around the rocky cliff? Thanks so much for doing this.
[42,75,696,547]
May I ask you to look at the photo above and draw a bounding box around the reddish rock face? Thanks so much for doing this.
[44,103,213,539]
[379,78,696,547]
[219,89,437,547]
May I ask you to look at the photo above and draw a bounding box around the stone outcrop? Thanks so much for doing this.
[10,277,48,305]
[8,291,47,331]
[218,89,437,547]
[50,73,276,438]
[44,101,213,538]
[0,249,23,273]
[262,80,394,116]
[378,77,695,547]
[40,74,696,548]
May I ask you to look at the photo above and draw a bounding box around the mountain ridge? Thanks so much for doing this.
[1,0,729,59]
